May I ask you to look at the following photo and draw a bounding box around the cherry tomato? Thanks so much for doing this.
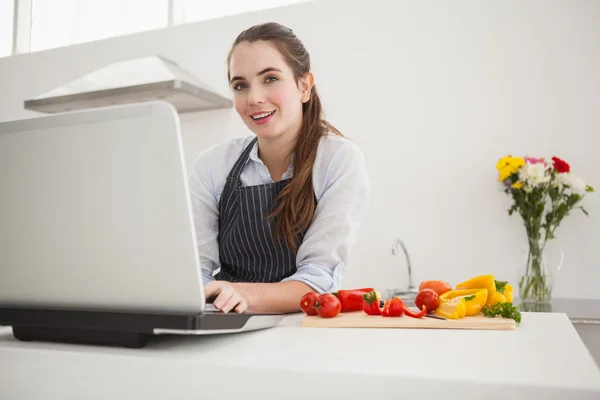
[418,280,452,296]
[415,288,440,312]
[300,292,319,315]
[314,294,342,318]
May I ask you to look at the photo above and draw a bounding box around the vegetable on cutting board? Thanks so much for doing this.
[440,288,488,316]
[313,293,342,318]
[493,280,514,303]
[418,280,452,296]
[435,297,467,319]
[300,292,320,316]
[380,296,426,318]
[333,287,374,312]
[403,304,427,318]
[415,288,440,312]
[382,297,404,317]
[482,302,522,323]
[363,291,383,315]
[299,274,521,324]
[456,275,497,305]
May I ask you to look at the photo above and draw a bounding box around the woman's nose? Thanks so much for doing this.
[247,87,266,106]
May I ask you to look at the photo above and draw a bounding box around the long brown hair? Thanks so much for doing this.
[227,22,342,253]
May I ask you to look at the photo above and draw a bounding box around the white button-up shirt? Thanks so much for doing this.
[188,133,371,293]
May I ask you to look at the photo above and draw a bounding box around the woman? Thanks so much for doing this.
[189,22,371,314]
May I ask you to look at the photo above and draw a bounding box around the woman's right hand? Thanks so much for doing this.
[204,281,248,313]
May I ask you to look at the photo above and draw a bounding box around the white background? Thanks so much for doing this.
[30,0,169,52]
[0,0,14,57]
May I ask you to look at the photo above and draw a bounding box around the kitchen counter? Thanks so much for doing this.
[1,312,600,399]
[519,298,600,369]
[517,298,600,324]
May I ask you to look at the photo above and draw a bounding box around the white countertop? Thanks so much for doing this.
[1,312,600,399]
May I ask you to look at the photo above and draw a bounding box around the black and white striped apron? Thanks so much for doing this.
[215,137,308,283]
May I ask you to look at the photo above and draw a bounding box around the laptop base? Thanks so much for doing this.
[0,306,282,348]
[13,325,150,348]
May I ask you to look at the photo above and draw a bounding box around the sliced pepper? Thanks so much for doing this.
[402,304,427,318]
[494,280,514,303]
[504,284,514,303]
[440,289,488,316]
[363,291,383,315]
[333,287,375,312]
[456,274,497,306]
[435,297,467,319]
[487,291,507,306]
[382,297,404,317]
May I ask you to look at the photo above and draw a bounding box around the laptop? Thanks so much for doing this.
[0,101,283,348]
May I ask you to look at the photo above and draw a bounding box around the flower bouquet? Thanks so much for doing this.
[496,156,594,303]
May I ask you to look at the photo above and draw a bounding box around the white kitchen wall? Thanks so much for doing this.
[0,0,598,298]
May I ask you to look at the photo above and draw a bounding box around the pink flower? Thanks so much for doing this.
[525,157,545,165]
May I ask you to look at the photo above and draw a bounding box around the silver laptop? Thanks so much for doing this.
[0,101,282,348]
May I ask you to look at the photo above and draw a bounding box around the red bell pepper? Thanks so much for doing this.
[363,291,383,315]
[402,304,427,318]
[382,297,404,317]
[333,287,375,312]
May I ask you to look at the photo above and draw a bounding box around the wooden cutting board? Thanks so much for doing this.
[300,311,516,330]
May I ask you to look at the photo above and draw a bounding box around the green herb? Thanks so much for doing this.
[463,295,476,301]
[482,302,521,324]
[495,280,507,294]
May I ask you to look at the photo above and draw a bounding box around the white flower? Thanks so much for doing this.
[518,162,551,187]
[557,172,587,195]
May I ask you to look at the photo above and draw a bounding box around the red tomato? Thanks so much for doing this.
[418,280,452,296]
[300,292,319,315]
[415,289,440,312]
[314,294,342,318]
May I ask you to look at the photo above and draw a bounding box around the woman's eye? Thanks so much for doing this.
[233,82,247,91]
[265,76,278,83]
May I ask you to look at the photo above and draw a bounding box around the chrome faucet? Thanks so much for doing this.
[386,239,418,299]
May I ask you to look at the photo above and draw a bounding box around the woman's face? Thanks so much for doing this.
[229,41,312,143]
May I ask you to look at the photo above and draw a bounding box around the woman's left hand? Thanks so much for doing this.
[204,281,249,313]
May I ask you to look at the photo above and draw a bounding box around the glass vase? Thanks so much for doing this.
[518,239,564,304]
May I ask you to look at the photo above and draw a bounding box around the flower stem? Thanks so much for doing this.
[520,221,551,302]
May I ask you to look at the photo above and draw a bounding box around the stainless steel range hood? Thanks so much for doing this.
[23,56,233,114]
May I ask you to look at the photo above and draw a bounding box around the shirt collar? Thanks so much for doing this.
[248,140,294,180]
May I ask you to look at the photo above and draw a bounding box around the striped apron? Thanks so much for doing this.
[215,137,307,283]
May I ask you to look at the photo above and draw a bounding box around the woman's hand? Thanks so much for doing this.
[204,281,249,313]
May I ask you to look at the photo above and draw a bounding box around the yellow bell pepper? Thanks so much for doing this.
[504,284,514,303]
[456,275,497,306]
[440,289,488,316]
[494,281,513,304]
[487,291,506,306]
[435,297,467,319]
[493,281,513,303]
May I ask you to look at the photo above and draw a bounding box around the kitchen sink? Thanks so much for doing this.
[384,290,418,307]
[386,239,418,308]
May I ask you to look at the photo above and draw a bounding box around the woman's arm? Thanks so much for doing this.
[188,148,221,285]
[204,280,314,314]
[233,281,314,313]
[281,138,371,293]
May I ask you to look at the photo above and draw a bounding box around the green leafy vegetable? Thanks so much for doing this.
[463,295,476,301]
[495,280,507,294]
[482,302,522,324]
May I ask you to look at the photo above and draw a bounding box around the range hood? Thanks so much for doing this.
[23,55,233,114]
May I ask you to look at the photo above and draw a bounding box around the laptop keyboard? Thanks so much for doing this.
[204,304,221,313]
[203,303,262,315]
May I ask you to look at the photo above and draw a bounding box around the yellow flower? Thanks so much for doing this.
[498,166,513,181]
[512,181,524,189]
[496,156,525,181]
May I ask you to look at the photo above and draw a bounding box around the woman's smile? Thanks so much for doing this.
[250,110,276,125]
